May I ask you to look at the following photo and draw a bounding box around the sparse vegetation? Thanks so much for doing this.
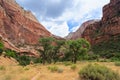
[79,63,120,80]
[0,65,5,70]
[48,65,59,72]
[115,62,120,66]
[70,64,77,70]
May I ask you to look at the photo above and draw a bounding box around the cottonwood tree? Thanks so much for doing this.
[38,37,65,64]
[65,38,90,63]
[38,37,54,64]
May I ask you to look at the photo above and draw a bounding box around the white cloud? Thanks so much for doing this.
[16,0,110,37]
[41,21,69,37]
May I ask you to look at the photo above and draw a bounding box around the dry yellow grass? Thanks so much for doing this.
[0,56,120,80]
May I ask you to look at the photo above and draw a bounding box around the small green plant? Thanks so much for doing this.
[48,66,58,72]
[79,63,120,80]
[115,62,120,66]
[63,62,72,66]
[24,67,30,71]
[70,64,77,70]
[0,66,5,70]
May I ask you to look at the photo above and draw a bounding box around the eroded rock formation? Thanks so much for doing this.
[66,0,120,45]
[0,0,52,47]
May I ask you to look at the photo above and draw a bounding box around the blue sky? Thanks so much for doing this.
[16,0,109,37]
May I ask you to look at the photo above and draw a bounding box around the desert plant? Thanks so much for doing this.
[115,62,120,66]
[63,61,72,66]
[79,63,120,80]
[0,65,5,70]
[70,64,77,70]
[48,66,58,72]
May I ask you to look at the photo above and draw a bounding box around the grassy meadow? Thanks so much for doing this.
[0,56,120,80]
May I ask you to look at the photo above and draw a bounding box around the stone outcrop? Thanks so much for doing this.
[66,0,120,45]
[0,0,52,47]
[0,0,53,56]
[65,20,100,40]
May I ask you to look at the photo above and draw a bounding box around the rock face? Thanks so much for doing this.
[67,0,120,45]
[0,0,52,47]
[65,20,100,40]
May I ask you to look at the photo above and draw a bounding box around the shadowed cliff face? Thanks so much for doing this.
[0,0,52,47]
[66,0,120,45]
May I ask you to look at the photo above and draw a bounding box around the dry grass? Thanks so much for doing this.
[0,56,120,80]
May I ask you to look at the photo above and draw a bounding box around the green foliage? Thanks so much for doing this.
[92,36,120,60]
[0,66,5,70]
[0,41,4,54]
[16,55,31,66]
[79,64,120,80]
[4,49,16,58]
[63,62,72,66]
[115,62,120,66]
[38,37,65,64]
[65,38,90,63]
[48,66,58,72]
[78,53,99,61]
[32,57,42,63]
[70,64,77,70]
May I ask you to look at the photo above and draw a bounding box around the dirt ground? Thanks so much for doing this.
[0,56,120,80]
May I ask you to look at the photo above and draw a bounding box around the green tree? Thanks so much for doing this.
[52,40,65,63]
[38,37,54,64]
[38,37,65,64]
[65,38,90,63]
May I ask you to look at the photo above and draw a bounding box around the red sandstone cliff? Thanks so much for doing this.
[66,0,120,45]
[0,0,53,55]
[65,20,100,40]
[0,0,52,47]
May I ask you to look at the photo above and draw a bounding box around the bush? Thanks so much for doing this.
[48,66,58,72]
[16,55,31,66]
[0,41,4,55]
[79,64,120,80]
[63,62,72,66]
[0,66,5,70]
[115,62,120,66]
[70,64,77,70]
[4,49,16,58]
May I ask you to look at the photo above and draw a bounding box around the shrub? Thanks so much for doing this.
[79,64,120,80]
[48,66,58,72]
[115,62,120,66]
[0,66,5,70]
[70,64,77,70]
[32,58,42,63]
[16,55,31,66]
[63,62,72,66]
[4,49,16,58]
[0,41,4,55]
